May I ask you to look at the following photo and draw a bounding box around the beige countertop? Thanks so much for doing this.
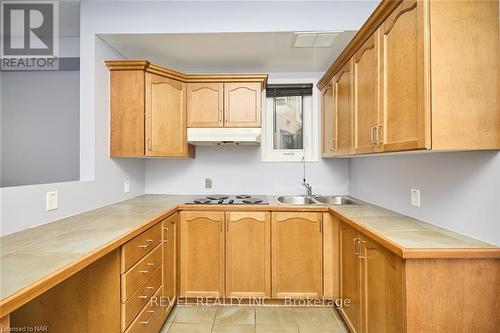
[1,194,498,316]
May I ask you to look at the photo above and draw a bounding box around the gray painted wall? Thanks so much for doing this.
[349,151,500,245]
[1,71,80,187]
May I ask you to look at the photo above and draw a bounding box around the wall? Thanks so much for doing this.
[0,0,377,235]
[0,37,146,235]
[349,151,500,245]
[1,71,80,187]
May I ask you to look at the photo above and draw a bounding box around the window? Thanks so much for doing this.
[262,80,319,162]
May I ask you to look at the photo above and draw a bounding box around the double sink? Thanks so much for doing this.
[277,195,362,206]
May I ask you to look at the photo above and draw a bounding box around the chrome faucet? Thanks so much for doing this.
[302,156,313,196]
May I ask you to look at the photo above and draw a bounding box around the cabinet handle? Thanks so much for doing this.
[319,220,322,233]
[147,138,152,151]
[358,240,367,259]
[140,262,155,274]
[377,125,383,144]
[353,238,361,255]
[138,239,154,248]
[163,227,169,242]
[140,310,155,325]
[139,295,149,299]
[219,109,223,123]
[370,126,376,144]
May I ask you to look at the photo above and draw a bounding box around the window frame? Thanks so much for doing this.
[261,78,319,162]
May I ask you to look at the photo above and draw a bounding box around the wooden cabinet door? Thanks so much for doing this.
[340,222,361,333]
[354,32,380,154]
[225,212,271,298]
[361,238,404,333]
[162,213,177,317]
[379,0,430,152]
[187,83,223,128]
[145,73,191,157]
[321,81,335,157]
[179,211,224,298]
[271,212,322,299]
[333,60,354,156]
[224,82,261,127]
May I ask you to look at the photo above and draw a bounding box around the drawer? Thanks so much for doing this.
[125,286,165,333]
[121,223,162,273]
[122,265,162,331]
[122,244,162,302]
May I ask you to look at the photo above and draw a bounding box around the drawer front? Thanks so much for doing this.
[121,223,162,273]
[122,265,162,331]
[122,244,162,302]
[125,286,165,333]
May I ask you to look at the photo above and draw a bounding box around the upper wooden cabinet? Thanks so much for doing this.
[271,212,323,299]
[318,0,499,157]
[225,212,271,298]
[107,60,267,156]
[321,81,335,157]
[333,60,354,156]
[179,211,225,298]
[224,82,261,127]
[187,83,224,127]
[354,31,380,154]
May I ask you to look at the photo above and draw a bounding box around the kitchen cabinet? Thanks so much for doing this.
[225,212,271,298]
[223,82,261,127]
[322,213,340,299]
[333,60,354,156]
[107,65,195,158]
[317,0,499,156]
[271,212,323,299]
[162,213,177,315]
[321,81,335,157]
[179,211,225,298]
[379,0,428,152]
[187,83,224,127]
[340,222,404,333]
[353,31,380,154]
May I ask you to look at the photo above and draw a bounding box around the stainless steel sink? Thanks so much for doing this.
[277,196,319,205]
[313,195,361,205]
[277,195,362,205]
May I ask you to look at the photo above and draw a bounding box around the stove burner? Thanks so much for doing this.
[193,198,212,204]
[207,195,229,200]
[236,195,251,199]
[242,198,263,204]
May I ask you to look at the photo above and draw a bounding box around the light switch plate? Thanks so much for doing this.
[124,180,130,193]
[410,189,421,207]
[46,191,58,211]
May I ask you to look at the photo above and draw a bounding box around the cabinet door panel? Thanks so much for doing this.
[354,32,379,154]
[162,213,177,317]
[362,238,404,333]
[224,83,261,127]
[187,83,223,127]
[146,74,190,157]
[340,223,361,333]
[179,211,224,298]
[334,60,354,156]
[226,212,271,298]
[272,212,322,299]
[322,82,335,157]
[380,0,429,152]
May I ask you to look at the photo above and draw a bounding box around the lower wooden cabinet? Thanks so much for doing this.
[340,222,404,333]
[225,212,271,298]
[179,211,225,298]
[271,212,323,299]
[162,213,177,315]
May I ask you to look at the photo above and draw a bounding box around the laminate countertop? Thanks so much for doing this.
[1,194,498,316]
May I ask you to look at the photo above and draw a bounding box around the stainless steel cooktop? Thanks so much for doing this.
[185,195,269,205]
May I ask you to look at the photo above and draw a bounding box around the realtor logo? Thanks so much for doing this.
[1,1,59,70]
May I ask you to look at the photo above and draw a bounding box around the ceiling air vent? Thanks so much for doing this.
[293,31,342,48]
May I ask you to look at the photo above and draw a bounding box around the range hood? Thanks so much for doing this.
[187,128,261,146]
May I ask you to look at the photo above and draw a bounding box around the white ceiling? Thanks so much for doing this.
[100,31,357,73]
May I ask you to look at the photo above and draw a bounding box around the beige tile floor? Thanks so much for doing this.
[160,305,349,333]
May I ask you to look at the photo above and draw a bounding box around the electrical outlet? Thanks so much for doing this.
[46,191,58,211]
[205,178,212,189]
[124,180,130,193]
[410,189,421,207]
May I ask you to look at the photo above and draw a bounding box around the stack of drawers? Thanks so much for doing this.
[121,223,165,333]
